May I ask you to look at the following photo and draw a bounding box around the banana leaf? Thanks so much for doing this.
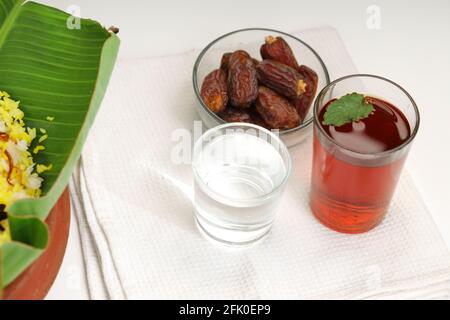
[0,0,120,296]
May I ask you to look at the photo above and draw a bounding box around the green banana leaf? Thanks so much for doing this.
[0,0,120,296]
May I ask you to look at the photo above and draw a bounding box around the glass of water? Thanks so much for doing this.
[192,123,292,246]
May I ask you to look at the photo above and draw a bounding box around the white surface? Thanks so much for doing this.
[45,0,450,300]
[66,28,450,300]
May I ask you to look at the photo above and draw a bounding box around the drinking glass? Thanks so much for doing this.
[193,123,291,245]
[310,75,420,233]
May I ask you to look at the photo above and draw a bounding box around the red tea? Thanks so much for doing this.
[310,96,411,233]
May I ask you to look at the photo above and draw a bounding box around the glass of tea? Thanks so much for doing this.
[310,74,420,234]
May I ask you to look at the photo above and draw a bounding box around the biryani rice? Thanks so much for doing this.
[0,91,51,245]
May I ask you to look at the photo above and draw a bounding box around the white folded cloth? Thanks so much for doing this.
[70,27,450,300]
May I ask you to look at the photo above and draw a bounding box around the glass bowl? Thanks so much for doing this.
[192,28,330,147]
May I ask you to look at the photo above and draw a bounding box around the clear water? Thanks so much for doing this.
[194,132,287,245]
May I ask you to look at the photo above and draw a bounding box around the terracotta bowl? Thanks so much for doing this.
[3,188,71,300]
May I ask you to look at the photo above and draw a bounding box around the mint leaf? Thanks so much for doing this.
[322,93,374,126]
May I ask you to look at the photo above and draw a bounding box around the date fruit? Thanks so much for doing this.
[228,50,258,108]
[260,36,299,70]
[219,106,270,128]
[257,59,306,100]
[221,50,250,71]
[248,108,270,129]
[222,51,258,71]
[251,58,260,67]
[292,65,318,121]
[219,107,253,123]
[255,86,300,129]
[200,69,228,113]
[199,34,319,131]
[220,52,232,71]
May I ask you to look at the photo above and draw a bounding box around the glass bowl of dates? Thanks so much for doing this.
[193,28,330,147]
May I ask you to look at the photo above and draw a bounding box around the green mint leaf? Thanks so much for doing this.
[322,93,374,127]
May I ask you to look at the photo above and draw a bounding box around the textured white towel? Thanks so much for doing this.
[70,27,450,300]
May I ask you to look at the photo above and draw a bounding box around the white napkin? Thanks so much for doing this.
[70,27,450,300]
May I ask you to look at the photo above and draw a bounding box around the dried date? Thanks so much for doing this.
[219,106,270,128]
[251,58,260,67]
[220,52,232,71]
[219,107,253,123]
[222,51,258,72]
[291,65,318,121]
[260,36,299,70]
[257,59,306,100]
[223,50,250,70]
[255,86,300,129]
[200,69,228,113]
[248,108,270,129]
[228,50,258,108]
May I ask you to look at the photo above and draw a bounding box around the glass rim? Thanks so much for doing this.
[192,27,331,136]
[313,74,421,158]
[192,122,292,205]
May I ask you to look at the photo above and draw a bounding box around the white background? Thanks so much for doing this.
[37,0,450,299]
